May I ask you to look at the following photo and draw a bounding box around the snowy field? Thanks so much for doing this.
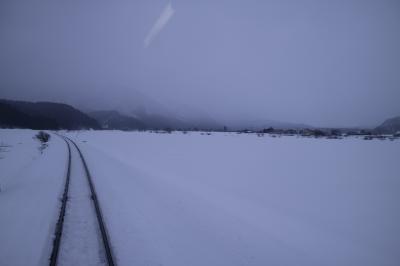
[0,129,66,265]
[1,129,400,266]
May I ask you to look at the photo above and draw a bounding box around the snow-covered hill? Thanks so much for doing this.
[375,116,400,134]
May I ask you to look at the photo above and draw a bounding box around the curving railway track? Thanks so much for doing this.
[49,134,116,266]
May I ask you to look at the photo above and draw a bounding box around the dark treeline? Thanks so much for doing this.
[0,99,99,130]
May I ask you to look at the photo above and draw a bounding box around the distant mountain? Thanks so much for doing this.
[89,108,222,131]
[165,104,222,130]
[0,102,59,129]
[78,89,222,130]
[0,99,100,130]
[120,98,221,130]
[89,110,146,130]
[130,110,191,130]
[374,116,400,134]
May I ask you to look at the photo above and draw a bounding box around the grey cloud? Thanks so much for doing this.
[0,0,399,128]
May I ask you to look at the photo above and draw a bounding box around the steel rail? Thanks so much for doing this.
[49,135,71,266]
[66,137,116,266]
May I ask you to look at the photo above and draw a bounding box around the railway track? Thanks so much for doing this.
[49,134,116,266]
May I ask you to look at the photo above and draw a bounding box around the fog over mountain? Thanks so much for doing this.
[1,0,400,128]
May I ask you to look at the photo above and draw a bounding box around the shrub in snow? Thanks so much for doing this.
[35,131,50,143]
[35,131,50,154]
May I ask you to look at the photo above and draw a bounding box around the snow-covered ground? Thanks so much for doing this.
[1,129,399,266]
[57,141,106,266]
[0,129,67,266]
[67,130,400,266]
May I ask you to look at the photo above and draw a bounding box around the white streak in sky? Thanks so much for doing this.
[144,2,175,48]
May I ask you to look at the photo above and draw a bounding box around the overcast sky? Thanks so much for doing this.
[1,0,399,127]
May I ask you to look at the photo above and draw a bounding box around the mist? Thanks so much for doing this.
[1,0,400,128]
